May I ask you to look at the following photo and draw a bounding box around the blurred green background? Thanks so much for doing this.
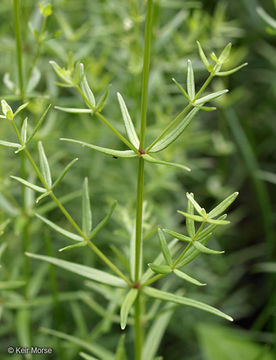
[0,0,275,359]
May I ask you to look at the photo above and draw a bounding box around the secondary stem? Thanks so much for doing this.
[134,1,153,359]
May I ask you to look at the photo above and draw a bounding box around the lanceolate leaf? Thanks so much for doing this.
[197,215,227,241]
[26,253,126,288]
[144,287,233,321]
[117,93,139,148]
[0,140,21,148]
[80,63,96,107]
[0,280,26,290]
[21,118,28,144]
[10,176,46,193]
[178,211,230,225]
[149,107,200,153]
[218,43,232,63]
[35,213,83,241]
[194,89,229,106]
[82,178,92,235]
[89,201,117,240]
[115,335,127,360]
[59,241,87,252]
[52,158,79,189]
[192,241,224,255]
[186,195,195,237]
[143,154,190,172]
[158,228,173,265]
[148,264,172,274]
[120,289,138,329]
[208,192,238,218]
[196,41,211,71]
[172,78,190,101]
[177,234,212,268]
[173,269,206,286]
[187,60,195,100]
[186,193,203,215]
[80,353,99,360]
[27,104,52,144]
[60,138,137,158]
[55,106,92,114]
[163,229,191,243]
[41,327,113,360]
[257,6,276,30]
[216,63,248,77]
[38,141,52,188]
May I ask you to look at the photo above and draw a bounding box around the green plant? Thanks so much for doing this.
[0,0,248,359]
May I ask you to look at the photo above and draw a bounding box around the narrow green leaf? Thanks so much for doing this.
[96,85,110,112]
[198,106,216,112]
[178,211,230,225]
[49,60,72,85]
[142,304,173,360]
[172,78,190,101]
[186,193,203,215]
[186,194,195,237]
[216,63,248,76]
[55,106,92,114]
[218,43,232,63]
[194,89,229,106]
[89,201,117,240]
[115,335,127,360]
[35,213,83,241]
[26,253,126,288]
[148,264,172,274]
[60,138,137,158]
[163,229,191,243]
[0,140,20,148]
[173,269,206,286]
[158,228,173,265]
[177,234,212,268]
[52,158,79,189]
[36,191,51,204]
[144,287,233,321]
[59,241,87,252]
[120,289,138,329]
[143,154,190,171]
[0,280,26,290]
[10,176,46,193]
[41,327,113,360]
[14,102,29,117]
[20,118,28,144]
[208,192,238,218]
[196,41,211,71]
[187,60,195,100]
[257,6,276,30]
[82,178,92,235]
[117,93,139,148]
[193,241,224,255]
[197,215,227,241]
[80,63,96,107]
[149,107,200,153]
[38,141,52,188]
[80,352,99,360]
[27,104,51,144]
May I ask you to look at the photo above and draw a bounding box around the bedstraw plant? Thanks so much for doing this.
[1,0,247,359]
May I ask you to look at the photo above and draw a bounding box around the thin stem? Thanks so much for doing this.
[13,0,24,101]
[134,2,154,359]
[139,0,153,150]
[10,120,132,286]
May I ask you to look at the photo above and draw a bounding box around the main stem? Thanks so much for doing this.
[134,1,153,359]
